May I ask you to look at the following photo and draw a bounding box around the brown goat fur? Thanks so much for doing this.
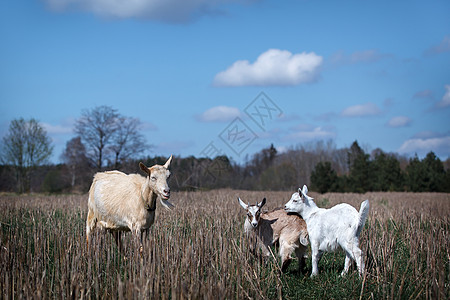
[239,197,309,272]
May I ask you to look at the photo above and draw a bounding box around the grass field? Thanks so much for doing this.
[1,190,449,299]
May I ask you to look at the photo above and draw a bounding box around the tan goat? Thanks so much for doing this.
[86,156,173,252]
[238,197,309,272]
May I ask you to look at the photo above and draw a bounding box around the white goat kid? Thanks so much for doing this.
[239,197,309,272]
[284,185,369,277]
[86,156,174,252]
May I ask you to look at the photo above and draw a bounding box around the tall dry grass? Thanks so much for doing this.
[0,190,449,299]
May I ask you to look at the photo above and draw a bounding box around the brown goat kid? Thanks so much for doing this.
[86,156,173,252]
[239,197,309,272]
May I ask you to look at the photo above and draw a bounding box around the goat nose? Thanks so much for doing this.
[164,189,170,194]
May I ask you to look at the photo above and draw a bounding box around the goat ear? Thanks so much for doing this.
[299,185,309,200]
[259,198,266,209]
[302,185,309,195]
[238,197,248,210]
[139,162,151,175]
[164,155,173,169]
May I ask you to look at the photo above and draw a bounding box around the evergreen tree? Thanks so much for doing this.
[371,151,404,191]
[347,141,371,193]
[422,152,447,192]
[310,161,338,193]
[405,152,447,192]
[405,155,426,192]
[445,171,450,192]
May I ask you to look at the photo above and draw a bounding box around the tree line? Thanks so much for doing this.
[1,106,449,194]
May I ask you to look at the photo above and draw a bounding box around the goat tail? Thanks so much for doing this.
[356,200,370,237]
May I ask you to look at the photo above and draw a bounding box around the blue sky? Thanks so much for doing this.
[1,0,449,164]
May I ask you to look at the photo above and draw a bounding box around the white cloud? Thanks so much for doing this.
[213,49,323,87]
[398,135,450,158]
[284,124,336,141]
[198,106,241,122]
[42,122,73,135]
[341,102,381,117]
[386,116,411,128]
[436,84,450,108]
[43,0,240,22]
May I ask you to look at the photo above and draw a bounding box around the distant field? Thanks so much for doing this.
[1,191,449,299]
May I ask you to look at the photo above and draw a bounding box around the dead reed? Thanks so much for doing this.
[0,190,448,299]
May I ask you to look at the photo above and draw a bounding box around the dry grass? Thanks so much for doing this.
[0,190,449,299]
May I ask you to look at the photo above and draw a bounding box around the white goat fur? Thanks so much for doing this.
[238,197,309,272]
[86,156,173,250]
[284,185,369,277]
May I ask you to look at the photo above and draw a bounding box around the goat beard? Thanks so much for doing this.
[159,198,174,210]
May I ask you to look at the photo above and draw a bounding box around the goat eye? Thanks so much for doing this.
[151,176,157,181]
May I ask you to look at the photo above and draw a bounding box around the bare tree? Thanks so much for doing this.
[1,118,53,193]
[74,106,120,170]
[60,136,90,189]
[109,117,148,169]
[74,106,150,171]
